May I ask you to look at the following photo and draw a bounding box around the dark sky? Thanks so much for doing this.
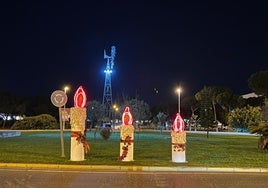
[1,0,268,105]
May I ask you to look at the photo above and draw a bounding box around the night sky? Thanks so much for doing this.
[1,0,268,105]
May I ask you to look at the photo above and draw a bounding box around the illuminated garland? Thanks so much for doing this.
[71,131,90,154]
[118,136,133,161]
[171,131,186,144]
[172,143,186,152]
[171,131,186,152]
[120,125,134,139]
[70,107,87,130]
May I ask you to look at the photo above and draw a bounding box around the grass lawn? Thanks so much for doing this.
[0,130,267,168]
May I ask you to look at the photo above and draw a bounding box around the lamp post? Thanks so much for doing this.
[113,105,118,129]
[176,87,181,114]
[64,86,69,94]
[63,86,69,130]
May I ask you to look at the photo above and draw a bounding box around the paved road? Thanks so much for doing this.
[1,168,268,188]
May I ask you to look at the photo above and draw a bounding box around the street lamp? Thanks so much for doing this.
[176,87,181,114]
[113,105,119,112]
[113,105,119,129]
[64,86,69,93]
[63,86,69,130]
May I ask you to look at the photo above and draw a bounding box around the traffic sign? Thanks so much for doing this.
[50,90,68,107]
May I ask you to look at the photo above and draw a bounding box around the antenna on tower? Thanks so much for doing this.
[102,46,116,120]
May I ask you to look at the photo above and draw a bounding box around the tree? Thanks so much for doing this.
[0,90,27,128]
[248,70,268,150]
[196,86,242,131]
[86,100,105,130]
[248,70,268,122]
[181,96,199,119]
[25,95,57,117]
[181,96,199,131]
[249,116,268,151]
[121,98,152,125]
[249,121,268,136]
[196,86,229,131]
[248,70,268,98]
[215,89,243,126]
[241,96,265,107]
[156,112,168,133]
[195,87,215,137]
[227,105,261,132]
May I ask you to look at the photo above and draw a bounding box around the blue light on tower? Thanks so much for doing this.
[102,46,116,119]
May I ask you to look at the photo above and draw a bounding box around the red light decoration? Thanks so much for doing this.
[74,86,87,108]
[172,113,185,133]
[122,106,133,125]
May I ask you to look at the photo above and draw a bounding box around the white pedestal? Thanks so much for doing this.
[70,107,86,161]
[70,137,85,161]
[172,144,186,163]
[119,125,134,161]
[171,131,187,163]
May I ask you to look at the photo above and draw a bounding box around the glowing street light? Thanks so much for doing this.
[176,87,182,114]
[64,86,69,93]
[113,104,119,112]
[113,104,119,128]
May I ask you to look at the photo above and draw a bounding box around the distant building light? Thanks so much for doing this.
[0,113,24,121]
[15,116,24,120]
[0,114,6,120]
[241,92,260,99]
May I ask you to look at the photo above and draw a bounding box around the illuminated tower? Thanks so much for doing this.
[102,46,116,119]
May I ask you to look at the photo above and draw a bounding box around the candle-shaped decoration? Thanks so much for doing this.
[171,113,187,163]
[70,86,89,161]
[118,106,134,161]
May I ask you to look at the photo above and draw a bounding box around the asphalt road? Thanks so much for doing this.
[1,169,268,188]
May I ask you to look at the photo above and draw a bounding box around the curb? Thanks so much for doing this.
[1,163,268,173]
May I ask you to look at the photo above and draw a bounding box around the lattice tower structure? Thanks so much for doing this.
[102,46,116,119]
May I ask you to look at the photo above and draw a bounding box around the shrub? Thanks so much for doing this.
[11,114,59,130]
[99,127,112,140]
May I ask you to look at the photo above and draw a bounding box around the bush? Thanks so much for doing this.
[11,114,59,130]
[99,127,112,140]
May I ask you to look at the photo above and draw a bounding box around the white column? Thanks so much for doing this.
[171,131,187,163]
[70,107,87,161]
[119,125,134,161]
